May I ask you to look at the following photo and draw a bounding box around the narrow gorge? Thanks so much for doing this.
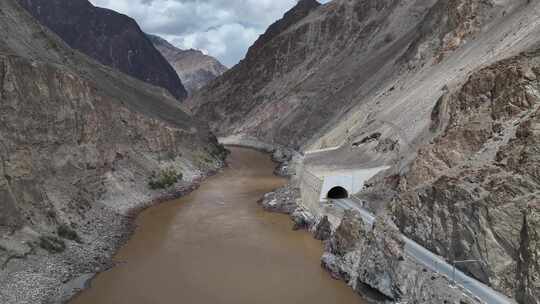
[0,0,225,302]
[1,0,539,303]
[191,0,540,303]
[70,148,365,304]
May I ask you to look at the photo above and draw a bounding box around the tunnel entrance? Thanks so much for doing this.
[327,186,349,199]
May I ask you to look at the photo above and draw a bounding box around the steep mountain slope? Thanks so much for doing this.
[392,50,540,302]
[190,0,540,302]
[190,0,537,150]
[148,34,227,95]
[0,0,225,303]
[188,0,325,148]
[18,0,188,100]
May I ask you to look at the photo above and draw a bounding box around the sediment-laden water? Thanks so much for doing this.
[71,147,365,304]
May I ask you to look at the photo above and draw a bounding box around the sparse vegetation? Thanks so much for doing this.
[194,151,216,165]
[57,224,81,243]
[148,168,183,190]
[39,236,66,254]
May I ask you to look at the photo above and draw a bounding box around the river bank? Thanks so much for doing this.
[70,147,365,304]
[0,160,224,304]
[61,178,213,302]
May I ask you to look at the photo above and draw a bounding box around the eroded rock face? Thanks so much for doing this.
[187,0,539,303]
[261,185,300,214]
[314,216,332,241]
[322,211,475,303]
[402,0,496,67]
[18,0,187,100]
[517,202,540,304]
[0,0,225,302]
[328,210,366,256]
[189,0,504,150]
[261,184,316,230]
[148,34,227,96]
[394,50,540,301]
[189,0,539,303]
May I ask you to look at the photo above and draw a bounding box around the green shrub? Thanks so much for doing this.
[148,168,183,190]
[57,224,81,243]
[194,151,214,164]
[39,236,66,254]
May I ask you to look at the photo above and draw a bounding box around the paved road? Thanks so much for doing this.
[333,198,516,304]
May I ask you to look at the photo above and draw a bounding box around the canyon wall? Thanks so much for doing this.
[0,1,225,302]
[18,0,188,100]
[393,50,540,302]
[192,0,540,302]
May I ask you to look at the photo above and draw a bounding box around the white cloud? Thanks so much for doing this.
[164,23,259,66]
[89,0,332,67]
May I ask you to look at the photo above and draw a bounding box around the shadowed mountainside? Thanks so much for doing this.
[0,0,225,302]
[18,0,188,100]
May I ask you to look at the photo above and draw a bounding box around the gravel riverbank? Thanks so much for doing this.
[0,168,222,304]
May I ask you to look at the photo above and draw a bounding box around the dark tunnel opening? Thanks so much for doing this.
[327,186,349,199]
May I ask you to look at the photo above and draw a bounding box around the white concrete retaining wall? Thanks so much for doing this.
[299,165,391,217]
[299,168,324,218]
[319,167,391,202]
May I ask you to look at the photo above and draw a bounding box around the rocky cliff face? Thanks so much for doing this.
[393,50,540,302]
[148,34,227,96]
[0,0,225,302]
[18,0,188,100]
[189,0,328,148]
[189,0,534,150]
[319,0,539,302]
[189,0,443,148]
[190,0,540,302]
[321,211,477,303]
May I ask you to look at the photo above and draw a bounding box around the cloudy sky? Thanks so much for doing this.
[88,0,330,67]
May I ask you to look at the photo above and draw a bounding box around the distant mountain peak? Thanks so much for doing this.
[297,0,321,8]
[146,33,174,48]
[247,0,321,58]
[149,34,228,96]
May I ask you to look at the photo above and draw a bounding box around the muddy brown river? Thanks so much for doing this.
[71,147,365,304]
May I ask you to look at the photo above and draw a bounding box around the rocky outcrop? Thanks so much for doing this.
[261,185,300,214]
[148,34,227,96]
[261,184,315,230]
[18,0,187,100]
[517,202,540,304]
[322,211,477,303]
[393,50,540,302]
[314,216,331,241]
[0,0,225,303]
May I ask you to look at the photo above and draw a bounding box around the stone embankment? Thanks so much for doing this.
[261,150,484,303]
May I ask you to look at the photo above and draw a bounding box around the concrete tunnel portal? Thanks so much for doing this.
[327,186,349,199]
[316,166,391,202]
